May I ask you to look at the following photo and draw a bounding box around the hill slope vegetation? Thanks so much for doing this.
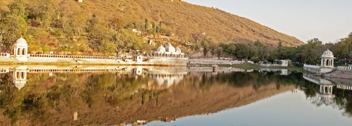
[0,0,303,55]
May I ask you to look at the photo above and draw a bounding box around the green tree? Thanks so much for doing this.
[28,0,58,28]
[216,46,223,59]
[109,18,125,31]
[235,44,250,60]
[201,37,213,58]
[145,19,149,32]
[101,41,115,55]
[1,0,27,48]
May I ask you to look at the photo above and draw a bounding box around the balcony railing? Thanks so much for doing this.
[29,54,121,60]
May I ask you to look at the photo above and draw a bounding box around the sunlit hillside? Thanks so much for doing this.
[0,0,304,55]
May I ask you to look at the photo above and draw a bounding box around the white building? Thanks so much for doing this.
[13,37,29,61]
[321,49,335,68]
[133,55,143,63]
[132,29,142,36]
[154,43,185,58]
[304,49,335,74]
[13,66,28,90]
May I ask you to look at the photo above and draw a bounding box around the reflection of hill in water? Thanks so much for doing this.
[0,66,300,125]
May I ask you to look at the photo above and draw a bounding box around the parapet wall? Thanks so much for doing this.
[337,66,352,71]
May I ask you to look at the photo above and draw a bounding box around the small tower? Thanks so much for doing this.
[321,49,334,68]
[13,37,29,61]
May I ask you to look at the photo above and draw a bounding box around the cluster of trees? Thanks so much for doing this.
[199,32,352,66]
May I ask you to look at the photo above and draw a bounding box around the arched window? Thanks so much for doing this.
[22,48,26,55]
[17,72,20,79]
[22,72,25,79]
[17,48,21,55]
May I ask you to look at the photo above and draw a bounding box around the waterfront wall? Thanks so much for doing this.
[0,54,188,66]
[188,59,245,65]
[303,64,321,74]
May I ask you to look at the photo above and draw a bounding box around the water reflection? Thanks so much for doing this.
[0,66,351,125]
[303,74,352,116]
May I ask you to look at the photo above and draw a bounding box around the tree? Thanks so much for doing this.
[1,0,27,49]
[216,46,223,59]
[201,37,213,58]
[254,40,268,61]
[145,19,149,32]
[28,0,58,28]
[235,44,250,60]
[101,40,115,56]
[210,42,217,57]
[109,18,125,31]
[114,29,144,54]
[228,44,236,59]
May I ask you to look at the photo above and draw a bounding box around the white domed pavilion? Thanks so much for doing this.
[13,37,29,61]
[165,43,175,53]
[156,45,165,54]
[154,43,184,58]
[321,49,334,68]
[175,47,182,54]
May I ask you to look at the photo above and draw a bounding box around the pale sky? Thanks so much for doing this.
[183,0,352,43]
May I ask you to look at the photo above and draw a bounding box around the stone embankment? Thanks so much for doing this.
[188,59,245,65]
[0,54,188,66]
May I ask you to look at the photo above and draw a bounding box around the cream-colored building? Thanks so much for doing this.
[154,43,185,58]
[13,37,29,61]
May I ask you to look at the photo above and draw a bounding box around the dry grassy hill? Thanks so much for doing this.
[1,0,304,50]
[80,0,304,46]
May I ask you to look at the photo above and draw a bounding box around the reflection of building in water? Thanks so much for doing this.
[303,74,335,105]
[143,68,187,90]
[258,69,291,76]
[0,65,160,90]
[133,67,143,75]
[337,84,352,90]
[13,66,28,90]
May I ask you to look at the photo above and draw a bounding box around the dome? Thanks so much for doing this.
[157,45,165,53]
[16,37,27,45]
[165,43,175,53]
[322,49,334,58]
[175,47,182,53]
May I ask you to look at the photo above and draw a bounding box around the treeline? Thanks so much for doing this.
[199,33,352,65]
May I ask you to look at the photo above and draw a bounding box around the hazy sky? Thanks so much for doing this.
[183,0,352,43]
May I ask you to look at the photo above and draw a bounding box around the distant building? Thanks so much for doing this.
[132,29,142,36]
[147,40,153,45]
[133,55,143,63]
[154,43,184,58]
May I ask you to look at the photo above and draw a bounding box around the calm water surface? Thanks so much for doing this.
[0,66,351,126]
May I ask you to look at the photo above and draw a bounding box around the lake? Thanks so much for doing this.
[0,66,351,126]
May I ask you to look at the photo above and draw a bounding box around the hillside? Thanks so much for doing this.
[0,0,304,56]
[76,0,304,46]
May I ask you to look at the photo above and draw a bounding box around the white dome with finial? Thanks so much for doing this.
[175,47,182,53]
[14,37,28,47]
[16,37,27,44]
[322,49,334,58]
[157,45,165,53]
[165,43,175,53]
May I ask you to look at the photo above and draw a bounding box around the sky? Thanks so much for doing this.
[183,0,352,43]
